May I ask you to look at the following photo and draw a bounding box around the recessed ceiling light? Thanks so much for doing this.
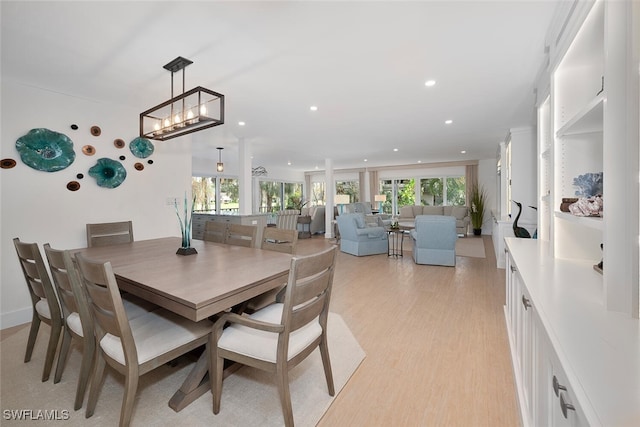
[238,121,245,126]
[393,148,399,152]
[445,119,453,125]
[418,160,422,163]
[287,161,291,166]
[461,150,467,154]
[315,165,319,170]
[425,80,436,87]
[364,159,368,162]
[310,105,318,111]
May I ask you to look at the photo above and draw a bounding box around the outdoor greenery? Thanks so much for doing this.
[469,183,488,230]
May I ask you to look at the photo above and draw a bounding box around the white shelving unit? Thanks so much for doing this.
[507,1,639,426]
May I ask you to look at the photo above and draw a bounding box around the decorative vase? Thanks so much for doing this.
[473,228,482,236]
[175,192,198,256]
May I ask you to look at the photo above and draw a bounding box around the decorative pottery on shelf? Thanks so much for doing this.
[15,128,76,172]
[573,172,603,197]
[88,158,127,188]
[175,192,197,255]
[129,137,154,158]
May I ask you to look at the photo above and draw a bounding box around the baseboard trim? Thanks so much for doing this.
[1,307,32,330]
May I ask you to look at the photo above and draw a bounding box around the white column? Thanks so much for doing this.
[325,158,335,239]
[238,138,253,215]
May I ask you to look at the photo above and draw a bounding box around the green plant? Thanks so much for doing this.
[469,183,488,230]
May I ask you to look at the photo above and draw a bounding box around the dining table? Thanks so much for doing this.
[73,236,293,411]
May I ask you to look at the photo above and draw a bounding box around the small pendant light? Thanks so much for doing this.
[216,147,224,172]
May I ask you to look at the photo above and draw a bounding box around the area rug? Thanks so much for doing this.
[0,313,364,427]
[455,237,486,258]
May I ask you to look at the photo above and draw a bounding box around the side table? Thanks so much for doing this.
[297,215,311,239]
[386,227,407,257]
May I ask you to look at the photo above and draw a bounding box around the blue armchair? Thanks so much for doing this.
[410,215,457,266]
[336,213,388,256]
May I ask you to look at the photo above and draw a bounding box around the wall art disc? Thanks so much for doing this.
[67,181,81,191]
[88,158,127,189]
[15,128,76,172]
[90,126,101,136]
[134,162,144,171]
[82,145,96,155]
[1,158,17,169]
[129,137,154,158]
[114,138,125,149]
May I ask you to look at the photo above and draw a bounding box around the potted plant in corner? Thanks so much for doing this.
[470,183,487,236]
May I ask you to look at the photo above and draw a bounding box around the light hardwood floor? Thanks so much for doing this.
[299,235,519,427]
[1,235,518,426]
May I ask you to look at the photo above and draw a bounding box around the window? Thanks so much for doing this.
[379,178,413,215]
[420,176,466,206]
[258,181,304,213]
[311,182,325,206]
[335,180,359,203]
[191,177,238,214]
[192,177,216,212]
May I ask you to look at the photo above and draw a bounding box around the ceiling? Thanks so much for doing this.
[1,1,559,173]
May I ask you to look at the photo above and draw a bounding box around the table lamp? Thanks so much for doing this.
[334,194,350,215]
[374,194,387,213]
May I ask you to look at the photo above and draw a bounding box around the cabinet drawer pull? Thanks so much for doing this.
[559,392,576,418]
[552,375,567,396]
[510,265,516,273]
[521,295,531,310]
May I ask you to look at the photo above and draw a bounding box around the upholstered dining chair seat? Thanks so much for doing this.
[35,299,52,319]
[100,309,212,365]
[218,303,321,363]
[64,298,157,338]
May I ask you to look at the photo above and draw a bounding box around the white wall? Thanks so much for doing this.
[1,79,191,328]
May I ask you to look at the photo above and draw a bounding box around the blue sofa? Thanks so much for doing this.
[336,213,388,256]
[410,215,457,266]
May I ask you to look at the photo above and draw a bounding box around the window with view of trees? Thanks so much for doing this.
[335,180,359,203]
[258,181,304,213]
[311,182,325,205]
[420,177,466,206]
[191,177,239,213]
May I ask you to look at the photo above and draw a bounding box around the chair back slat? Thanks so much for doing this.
[44,245,93,335]
[226,224,257,248]
[45,247,78,316]
[261,227,298,254]
[13,238,61,316]
[203,221,228,243]
[281,246,337,334]
[86,221,133,248]
[75,254,135,367]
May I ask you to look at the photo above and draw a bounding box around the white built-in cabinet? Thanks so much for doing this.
[506,1,639,426]
[492,128,538,267]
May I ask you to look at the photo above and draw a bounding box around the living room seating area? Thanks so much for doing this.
[399,205,470,236]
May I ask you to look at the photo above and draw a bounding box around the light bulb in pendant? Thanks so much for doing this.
[200,104,207,115]
[164,118,171,128]
[174,114,181,124]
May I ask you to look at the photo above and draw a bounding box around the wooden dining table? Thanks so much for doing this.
[74,236,293,411]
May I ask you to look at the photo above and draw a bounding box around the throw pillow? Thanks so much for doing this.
[354,214,366,229]
[452,206,468,220]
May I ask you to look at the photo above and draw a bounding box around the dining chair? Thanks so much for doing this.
[75,253,212,427]
[241,227,299,313]
[86,221,134,248]
[225,223,257,248]
[203,221,228,243]
[261,227,298,255]
[13,238,63,382]
[43,245,156,411]
[275,209,300,231]
[210,245,338,427]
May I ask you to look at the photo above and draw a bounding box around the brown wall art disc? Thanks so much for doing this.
[114,138,125,149]
[66,181,81,191]
[90,126,101,136]
[1,158,17,169]
[82,145,96,155]
[134,162,144,171]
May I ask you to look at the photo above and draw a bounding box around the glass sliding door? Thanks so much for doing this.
[379,178,413,215]
[192,177,216,212]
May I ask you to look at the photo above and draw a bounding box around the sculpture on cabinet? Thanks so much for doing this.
[512,201,531,238]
